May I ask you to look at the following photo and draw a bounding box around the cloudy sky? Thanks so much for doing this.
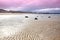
[0,0,60,11]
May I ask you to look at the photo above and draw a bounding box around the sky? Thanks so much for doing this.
[0,0,60,11]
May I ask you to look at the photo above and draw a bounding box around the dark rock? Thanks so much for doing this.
[35,18,38,20]
[48,16,51,18]
[25,16,28,18]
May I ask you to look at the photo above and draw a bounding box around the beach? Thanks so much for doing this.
[0,13,60,40]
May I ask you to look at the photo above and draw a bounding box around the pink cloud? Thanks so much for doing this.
[0,0,60,9]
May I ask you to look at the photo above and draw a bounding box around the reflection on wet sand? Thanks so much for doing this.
[0,14,60,40]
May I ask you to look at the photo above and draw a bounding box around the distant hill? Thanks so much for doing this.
[0,9,32,13]
[0,9,8,13]
[1,8,60,14]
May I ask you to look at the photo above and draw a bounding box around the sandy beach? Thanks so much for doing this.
[0,13,60,40]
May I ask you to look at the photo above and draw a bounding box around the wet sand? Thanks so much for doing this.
[0,13,60,40]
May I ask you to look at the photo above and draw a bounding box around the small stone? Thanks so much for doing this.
[35,18,38,20]
[37,16,38,17]
[48,16,51,18]
[25,16,28,18]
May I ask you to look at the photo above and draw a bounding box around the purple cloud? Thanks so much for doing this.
[0,0,60,11]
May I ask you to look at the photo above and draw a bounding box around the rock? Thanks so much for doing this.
[25,16,28,18]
